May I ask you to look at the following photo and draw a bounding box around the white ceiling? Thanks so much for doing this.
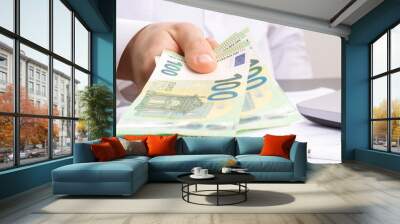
[166,0,384,37]
[227,0,353,22]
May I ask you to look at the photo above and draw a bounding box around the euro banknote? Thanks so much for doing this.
[237,50,301,131]
[117,50,250,136]
[215,29,301,131]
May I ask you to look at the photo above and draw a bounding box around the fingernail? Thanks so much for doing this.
[196,54,213,64]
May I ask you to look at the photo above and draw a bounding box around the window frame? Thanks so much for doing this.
[370,21,400,154]
[0,0,91,171]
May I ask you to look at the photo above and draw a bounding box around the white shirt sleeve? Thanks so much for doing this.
[267,24,313,79]
[116,18,150,115]
[116,18,150,68]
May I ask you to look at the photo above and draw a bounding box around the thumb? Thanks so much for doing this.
[171,23,217,73]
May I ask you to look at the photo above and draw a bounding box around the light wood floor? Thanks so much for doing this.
[1,162,400,224]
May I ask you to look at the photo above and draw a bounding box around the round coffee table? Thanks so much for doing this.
[177,173,255,206]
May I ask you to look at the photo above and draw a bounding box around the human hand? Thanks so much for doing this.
[117,22,219,90]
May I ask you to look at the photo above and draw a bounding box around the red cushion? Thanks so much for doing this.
[101,137,126,158]
[146,135,177,157]
[260,134,296,159]
[91,142,117,161]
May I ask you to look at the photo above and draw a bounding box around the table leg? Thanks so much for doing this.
[181,184,183,199]
[245,183,247,201]
[187,184,190,202]
[217,184,219,206]
[195,184,198,192]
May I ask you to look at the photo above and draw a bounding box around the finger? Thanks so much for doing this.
[206,37,219,49]
[130,29,181,88]
[170,23,217,74]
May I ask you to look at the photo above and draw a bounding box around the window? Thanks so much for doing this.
[35,70,40,81]
[35,83,40,95]
[0,54,8,89]
[371,23,400,154]
[74,69,89,118]
[0,54,7,67]
[28,67,34,80]
[0,54,7,88]
[54,89,58,104]
[74,69,89,142]
[0,116,13,170]
[0,35,13,113]
[42,85,46,97]
[0,71,6,85]
[391,24,400,70]
[19,117,49,165]
[53,0,72,60]
[75,18,89,70]
[53,59,72,117]
[0,0,14,32]
[28,81,34,94]
[53,119,72,158]
[0,0,91,170]
[20,0,49,49]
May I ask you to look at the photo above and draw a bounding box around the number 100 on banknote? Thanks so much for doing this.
[117,50,251,136]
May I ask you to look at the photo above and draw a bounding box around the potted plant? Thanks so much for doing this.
[79,84,113,140]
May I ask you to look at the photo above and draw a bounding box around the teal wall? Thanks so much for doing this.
[343,43,369,160]
[343,0,400,170]
[66,0,111,32]
[0,158,72,199]
[69,0,116,134]
[355,149,400,172]
[91,32,115,135]
[0,0,115,200]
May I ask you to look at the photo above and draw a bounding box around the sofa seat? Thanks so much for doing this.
[236,155,293,172]
[148,154,235,181]
[52,157,148,195]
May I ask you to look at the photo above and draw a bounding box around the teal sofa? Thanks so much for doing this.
[52,136,307,196]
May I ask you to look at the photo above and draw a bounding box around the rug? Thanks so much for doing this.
[38,183,362,214]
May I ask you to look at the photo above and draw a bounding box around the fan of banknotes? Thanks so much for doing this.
[117,28,301,136]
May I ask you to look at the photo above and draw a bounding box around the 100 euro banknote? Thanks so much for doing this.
[238,50,301,132]
[215,29,301,131]
[117,50,250,136]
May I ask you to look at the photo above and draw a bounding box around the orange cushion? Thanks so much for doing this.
[260,134,296,159]
[91,142,117,162]
[146,135,177,157]
[124,135,148,141]
[101,137,126,158]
